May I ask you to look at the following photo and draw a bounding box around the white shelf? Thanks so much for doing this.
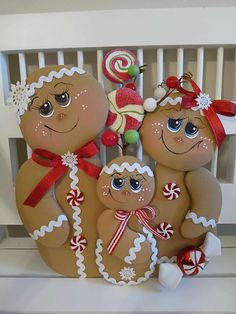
[0,236,236,313]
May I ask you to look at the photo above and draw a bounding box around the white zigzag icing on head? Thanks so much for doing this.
[124,233,146,264]
[29,214,68,240]
[28,67,86,96]
[95,227,158,286]
[185,211,217,228]
[100,162,153,177]
[159,96,182,107]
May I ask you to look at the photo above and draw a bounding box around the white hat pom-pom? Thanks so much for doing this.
[154,86,166,100]
[143,98,157,112]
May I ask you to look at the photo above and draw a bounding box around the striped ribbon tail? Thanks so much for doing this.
[135,211,167,240]
[107,214,131,255]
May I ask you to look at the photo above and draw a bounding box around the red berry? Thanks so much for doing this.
[101,130,119,147]
[125,82,136,91]
[165,76,179,89]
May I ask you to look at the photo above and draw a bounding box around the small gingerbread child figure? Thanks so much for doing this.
[141,73,236,288]
[96,156,174,285]
[9,66,108,277]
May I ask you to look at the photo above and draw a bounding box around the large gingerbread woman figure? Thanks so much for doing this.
[9,66,108,277]
[140,74,236,288]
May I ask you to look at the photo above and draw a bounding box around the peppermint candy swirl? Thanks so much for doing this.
[163,182,181,200]
[67,189,84,206]
[177,248,206,276]
[102,49,138,83]
[156,222,174,240]
[70,235,87,252]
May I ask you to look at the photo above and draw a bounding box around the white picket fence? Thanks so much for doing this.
[0,7,236,314]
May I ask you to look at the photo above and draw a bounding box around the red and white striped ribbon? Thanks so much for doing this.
[107,206,172,255]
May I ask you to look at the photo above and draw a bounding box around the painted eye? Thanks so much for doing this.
[39,101,54,117]
[111,178,125,190]
[55,92,71,107]
[167,118,182,133]
[129,178,142,193]
[185,122,199,139]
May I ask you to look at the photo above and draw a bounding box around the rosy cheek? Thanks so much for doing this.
[152,121,164,135]
[101,184,110,196]
[199,136,214,150]
[34,121,51,137]
[137,195,145,202]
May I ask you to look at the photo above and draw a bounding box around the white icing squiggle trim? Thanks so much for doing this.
[29,214,68,240]
[28,67,86,96]
[185,211,217,228]
[69,165,86,278]
[100,162,153,177]
[159,96,182,107]
[124,233,146,264]
[95,227,158,286]
[157,256,177,264]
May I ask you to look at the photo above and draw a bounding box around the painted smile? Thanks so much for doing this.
[44,120,78,133]
[108,188,127,203]
[161,130,203,155]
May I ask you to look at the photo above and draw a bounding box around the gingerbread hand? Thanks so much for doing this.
[16,161,70,248]
[181,168,222,239]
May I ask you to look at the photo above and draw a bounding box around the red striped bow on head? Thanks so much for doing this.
[172,73,236,147]
[107,206,173,255]
[23,141,101,208]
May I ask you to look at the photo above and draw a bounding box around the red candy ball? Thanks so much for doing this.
[101,130,119,147]
[177,247,206,276]
[165,76,179,89]
[125,82,136,91]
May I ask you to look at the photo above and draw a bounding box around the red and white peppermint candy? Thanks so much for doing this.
[106,87,144,134]
[156,222,174,239]
[177,248,206,276]
[67,189,84,206]
[70,235,87,252]
[102,49,138,84]
[163,182,181,200]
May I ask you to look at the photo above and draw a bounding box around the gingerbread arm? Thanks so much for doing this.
[16,160,70,248]
[181,167,222,239]
[97,210,152,264]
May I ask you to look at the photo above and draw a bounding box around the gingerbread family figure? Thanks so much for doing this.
[9,66,108,277]
[96,156,174,285]
[141,74,236,288]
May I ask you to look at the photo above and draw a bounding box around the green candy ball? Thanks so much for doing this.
[128,65,140,78]
[124,130,140,144]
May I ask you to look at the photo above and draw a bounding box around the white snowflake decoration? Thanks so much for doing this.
[8,81,31,120]
[195,92,212,110]
[119,267,136,281]
[61,152,78,168]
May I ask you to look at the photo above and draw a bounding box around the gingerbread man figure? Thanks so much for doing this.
[140,74,236,288]
[10,66,108,277]
[96,156,174,285]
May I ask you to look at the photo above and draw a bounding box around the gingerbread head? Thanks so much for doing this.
[9,66,108,154]
[141,74,236,171]
[97,156,155,211]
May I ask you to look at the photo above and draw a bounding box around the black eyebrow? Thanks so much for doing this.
[133,173,147,181]
[194,117,207,127]
[54,82,72,88]
[110,172,122,177]
[28,96,39,110]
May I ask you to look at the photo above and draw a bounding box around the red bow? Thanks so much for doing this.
[107,206,170,255]
[175,75,236,147]
[23,141,101,208]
